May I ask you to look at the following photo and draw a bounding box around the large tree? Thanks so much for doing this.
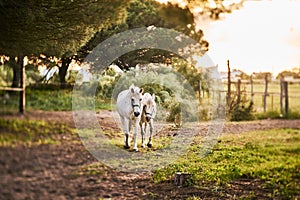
[54,0,206,86]
[80,0,244,70]
[0,0,131,87]
[79,0,209,70]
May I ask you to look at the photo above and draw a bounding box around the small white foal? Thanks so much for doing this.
[140,93,156,148]
[116,84,143,151]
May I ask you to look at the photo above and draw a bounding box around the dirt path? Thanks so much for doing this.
[1,110,300,199]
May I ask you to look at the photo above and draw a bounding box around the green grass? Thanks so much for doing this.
[27,88,72,110]
[256,109,300,120]
[153,128,300,199]
[109,134,173,153]
[0,87,114,112]
[79,127,173,153]
[0,118,75,146]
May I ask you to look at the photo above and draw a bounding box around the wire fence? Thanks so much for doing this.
[223,79,300,114]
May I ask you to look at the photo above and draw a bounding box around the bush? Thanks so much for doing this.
[199,108,210,121]
[229,102,254,121]
[284,110,300,119]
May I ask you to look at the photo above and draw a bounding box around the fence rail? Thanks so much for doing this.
[0,65,25,113]
[0,87,24,92]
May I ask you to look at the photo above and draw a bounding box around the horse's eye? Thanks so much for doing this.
[131,98,134,102]
[140,98,142,101]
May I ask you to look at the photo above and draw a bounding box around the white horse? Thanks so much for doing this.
[140,93,156,148]
[117,84,143,151]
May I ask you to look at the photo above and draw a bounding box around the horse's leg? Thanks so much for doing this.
[147,120,153,148]
[140,122,145,148]
[128,119,132,133]
[133,119,139,152]
[122,117,130,149]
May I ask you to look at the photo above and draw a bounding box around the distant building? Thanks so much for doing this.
[39,66,59,81]
[220,69,244,82]
[108,64,124,75]
[206,65,222,80]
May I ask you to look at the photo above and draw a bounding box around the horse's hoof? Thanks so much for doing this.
[124,145,130,149]
[141,144,145,148]
[147,143,152,148]
[133,148,139,152]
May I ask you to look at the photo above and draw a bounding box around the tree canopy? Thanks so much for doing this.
[276,70,300,79]
[0,0,243,59]
[81,0,209,69]
[0,0,131,57]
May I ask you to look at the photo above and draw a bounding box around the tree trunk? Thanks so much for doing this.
[19,62,26,114]
[284,81,289,116]
[59,57,71,88]
[11,57,22,88]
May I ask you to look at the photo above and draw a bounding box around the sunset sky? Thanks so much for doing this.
[197,0,300,75]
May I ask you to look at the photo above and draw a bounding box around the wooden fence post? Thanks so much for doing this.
[19,61,26,114]
[227,60,231,108]
[237,79,241,104]
[263,74,268,112]
[250,74,254,104]
[283,81,289,116]
[280,77,284,114]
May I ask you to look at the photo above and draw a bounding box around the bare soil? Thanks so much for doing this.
[1,110,300,200]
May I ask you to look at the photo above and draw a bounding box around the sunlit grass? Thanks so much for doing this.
[0,118,75,146]
[0,87,114,112]
[75,162,108,176]
[153,128,300,199]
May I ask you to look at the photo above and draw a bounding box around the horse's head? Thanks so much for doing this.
[142,93,156,122]
[129,84,143,117]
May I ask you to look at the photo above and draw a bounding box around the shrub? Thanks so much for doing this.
[229,102,254,121]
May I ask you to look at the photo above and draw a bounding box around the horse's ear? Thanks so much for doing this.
[129,84,135,93]
[139,88,144,94]
[152,94,155,100]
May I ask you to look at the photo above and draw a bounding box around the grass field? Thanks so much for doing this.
[0,118,75,146]
[0,86,113,113]
[153,128,300,199]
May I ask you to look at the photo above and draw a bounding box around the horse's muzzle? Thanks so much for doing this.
[134,112,140,117]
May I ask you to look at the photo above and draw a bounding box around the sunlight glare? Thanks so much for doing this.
[197,0,300,75]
